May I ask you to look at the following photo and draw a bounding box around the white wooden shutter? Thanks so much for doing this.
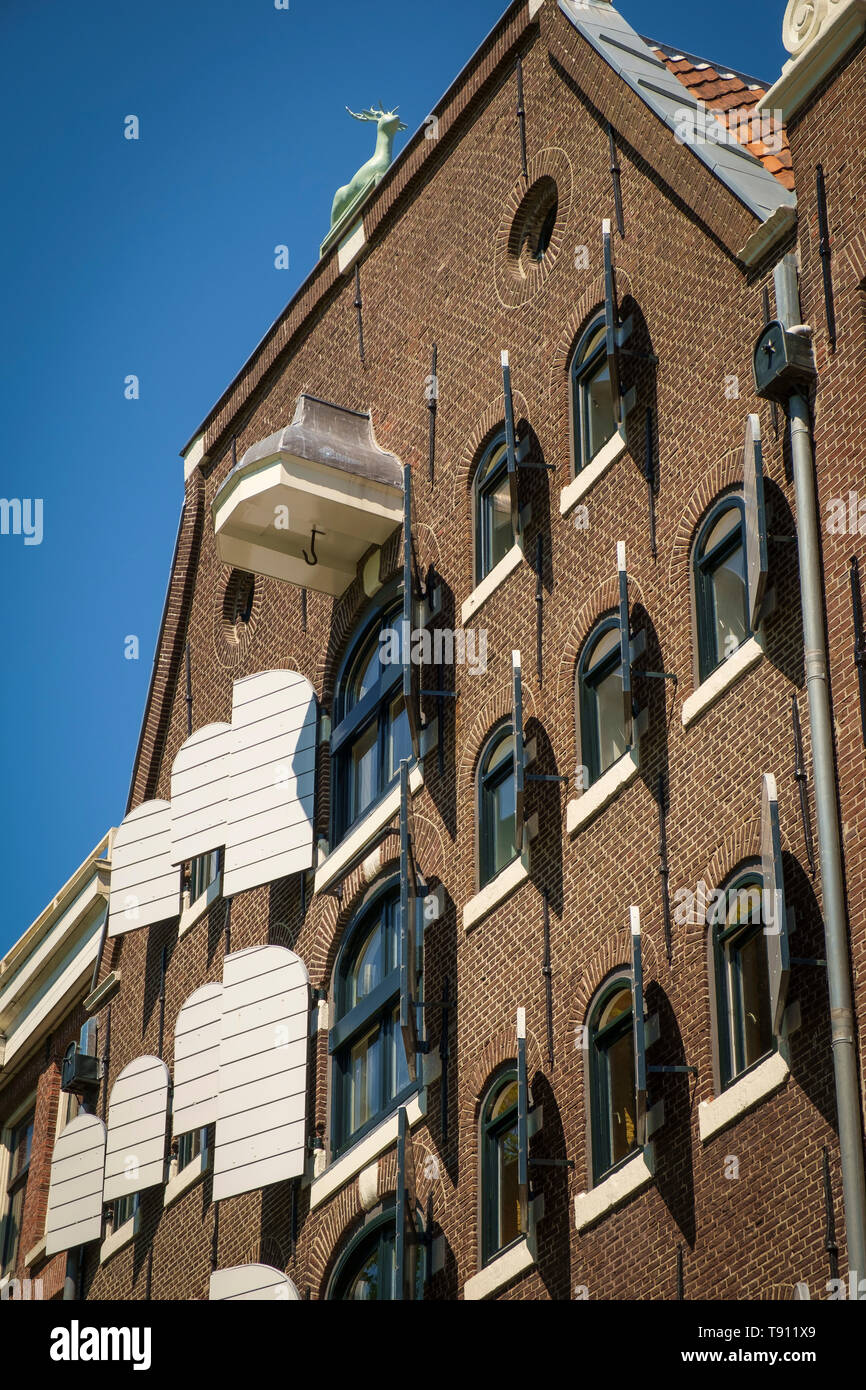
[209,1264,300,1301]
[173,982,223,1135]
[169,722,232,866]
[108,800,180,937]
[213,945,310,1202]
[761,773,791,1033]
[223,670,317,897]
[103,1056,170,1203]
[44,1114,106,1257]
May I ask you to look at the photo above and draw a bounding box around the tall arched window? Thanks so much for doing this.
[578,618,628,786]
[330,887,413,1155]
[588,979,638,1183]
[694,496,750,682]
[710,871,774,1089]
[480,1071,522,1265]
[478,725,517,888]
[571,316,617,474]
[474,432,512,584]
[331,595,412,844]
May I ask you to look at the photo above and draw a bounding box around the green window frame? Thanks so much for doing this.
[480,1071,523,1265]
[473,433,512,584]
[330,886,415,1156]
[330,1207,425,1300]
[694,495,751,683]
[571,316,617,474]
[589,980,638,1184]
[330,591,412,846]
[1,1108,35,1277]
[578,618,629,787]
[711,871,775,1090]
[478,724,517,889]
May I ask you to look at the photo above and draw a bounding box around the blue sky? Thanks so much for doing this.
[0,0,789,955]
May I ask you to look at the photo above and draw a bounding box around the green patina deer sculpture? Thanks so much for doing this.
[330,103,408,229]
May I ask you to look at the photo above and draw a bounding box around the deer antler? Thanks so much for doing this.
[346,105,381,122]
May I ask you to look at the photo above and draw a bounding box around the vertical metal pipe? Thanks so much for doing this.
[516,59,528,179]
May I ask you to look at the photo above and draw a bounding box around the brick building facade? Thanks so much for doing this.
[41,0,866,1300]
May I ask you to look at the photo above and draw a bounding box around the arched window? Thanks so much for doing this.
[577,618,628,786]
[331,595,412,844]
[478,725,517,888]
[710,871,773,1089]
[694,496,750,682]
[480,1071,522,1265]
[571,317,617,474]
[330,1209,425,1300]
[330,888,413,1155]
[474,432,512,584]
[588,979,638,1183]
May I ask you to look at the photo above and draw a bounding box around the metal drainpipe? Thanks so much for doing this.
[777,257,866,1291]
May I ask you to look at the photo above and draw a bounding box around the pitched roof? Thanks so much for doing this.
[557,0,794,221]
[645,38,794,192]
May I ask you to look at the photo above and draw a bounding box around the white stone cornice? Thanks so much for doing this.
[759,0,866,124]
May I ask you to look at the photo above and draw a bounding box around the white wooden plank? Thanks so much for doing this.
[170,723,232,865]
[174,982,223,1133]
[223,671,317,898]
[209,1265,300,1301]
[109,801,181,936]
[45,1115,106,1256]
[103,1056,169,1201]
[213,946,309,1201]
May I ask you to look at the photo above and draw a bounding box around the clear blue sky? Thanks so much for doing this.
[0,0,789,955]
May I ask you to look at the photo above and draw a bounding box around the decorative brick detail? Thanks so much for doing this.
[667,447,743,592]
[465,1023,544,1105]
[492,146,575,310]
[571,924,662,1027]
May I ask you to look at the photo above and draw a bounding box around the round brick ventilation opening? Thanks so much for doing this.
[222,570,256,646]
[507,176,559,281]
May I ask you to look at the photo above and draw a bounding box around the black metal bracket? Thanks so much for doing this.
[649,1065,698,1076]
[420,689,459,698]
[529,1158,575,1169]
[526,773,568,783]
[642,670,678,682]
[792,956,826,968]
[620,349,659,363]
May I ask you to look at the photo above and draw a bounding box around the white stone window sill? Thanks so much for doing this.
[314,764,424,895]
[309,1087,428,1211]
[24,1236,46,1268]
[574,1147,654,1232]
[460,542,524,625]
[164,1147,210,1208]
[559,432,628,516]
[100,1209,140,1264]
[463,851,530,933]
[178,874,222,938]
[698,1050,789,1142]
[681,635,764,727]
[463,1235,536,1300]
[566,748,640,837]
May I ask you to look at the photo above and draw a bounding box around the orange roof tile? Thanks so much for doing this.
[642,38,794,193]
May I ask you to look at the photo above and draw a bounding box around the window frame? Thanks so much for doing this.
[188,847,223,905]
[330,587,412,847]
[693,494,751,684]
[588,976,639,1186]
[477,723,518,890]
[710,869,776,1092]
[329,1204,425,1300]
[480,1069,523,1267]
[570,314,616,476]
[577,616,629,788]
[473,431,512,586]
[329,883,417,1158]
[1,1106,36,1278]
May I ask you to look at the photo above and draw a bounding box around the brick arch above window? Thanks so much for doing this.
[314,529,403,707]
[554,568,650,705]
[545,243,637,403]
[569,922,661,1031]
[448,393,531,512]
[457,671,538,797]
[666,447,744,592]
[465,1023,544,1109]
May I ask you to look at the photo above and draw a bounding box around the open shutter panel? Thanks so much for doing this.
[394,1105,417,1301]
[173,982,223,1135]
[512,650,526,855]
[209,1265,301,1301]
[761,773,791,1034]
[501,350,522,540]
[108,800,180,937]
[402,465,421,762]
[743,413,769,631]
[223,669,317,898]
[603,219,634,426]
[44,1114,106,1257]
[399,760,419,1081]
[103,1056,170,1203]
[629,907,648,1149]
[213,945,309,1202]
[516,1007,529,1232]
[617,543,634,749]
[169,722,232,866]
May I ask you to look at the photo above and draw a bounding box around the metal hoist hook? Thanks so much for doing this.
[303,527,323,567]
